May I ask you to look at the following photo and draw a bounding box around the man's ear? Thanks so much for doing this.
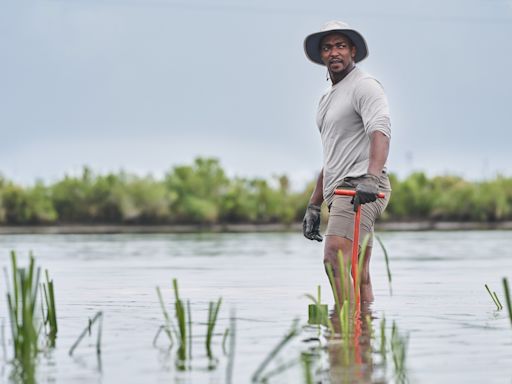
[351,46,356,59]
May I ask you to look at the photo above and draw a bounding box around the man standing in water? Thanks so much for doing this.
[302,21,392,303]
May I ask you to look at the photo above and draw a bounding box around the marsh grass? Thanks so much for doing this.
[206,297,222,368]
[5,251,40,382]
[300,351,314,384]
[376,235,393,295]
[68,311,103,356]
[251,319,300,383]
[305,285,328,326]
[485,284,503,310]
[503,278,512,327]
[155,278,224,371]
[172,279,188,365]
[41,270,58,346]
[390,320,409,384]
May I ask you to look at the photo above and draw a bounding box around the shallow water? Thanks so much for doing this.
[1,231,511,383]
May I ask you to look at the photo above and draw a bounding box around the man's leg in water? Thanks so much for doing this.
[360,245,374,303]
[324,235,375,304]
[324,235,353,304]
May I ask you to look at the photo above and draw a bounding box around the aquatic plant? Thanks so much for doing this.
[390,320,409,384]
[171,279,188,365]
[5,251,40,381]
[305,285,328,326]
[376,234,393,295]
[206,297,222,365]
[379,316,387,361]
[503,278,512,327]
[155,278,226,370]
[251,319,300,383]
[300,351,314,384]
[41,269,58,346]
[484,283,503,310]
[68,311,103,356]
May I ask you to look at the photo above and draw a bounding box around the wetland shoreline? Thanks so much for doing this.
[1,221,512,235]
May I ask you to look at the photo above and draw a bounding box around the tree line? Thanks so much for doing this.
[0,158,511,225]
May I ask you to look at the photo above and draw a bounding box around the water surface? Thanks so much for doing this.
[1,231,511,383]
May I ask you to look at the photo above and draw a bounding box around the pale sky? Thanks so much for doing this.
[1,0,511,188]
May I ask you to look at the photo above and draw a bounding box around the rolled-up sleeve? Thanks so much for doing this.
[353,77,391,138]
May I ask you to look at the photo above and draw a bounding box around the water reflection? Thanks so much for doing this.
[325,301,409,384]
[327,302,379,384]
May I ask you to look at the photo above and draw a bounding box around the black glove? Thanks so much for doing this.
[352,174,380,212]
[302,204,323,242]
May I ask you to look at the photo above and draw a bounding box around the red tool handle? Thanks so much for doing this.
[333,189,386,306]
[334,189,385,198]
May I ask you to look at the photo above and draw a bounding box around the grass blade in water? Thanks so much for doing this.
[503,278,512,327]
[485,284,501,310]
[251,319,299,383]
[68,311,103,356]
[172,279,187,364]
[376,235,393,295]
[206,297,222,360]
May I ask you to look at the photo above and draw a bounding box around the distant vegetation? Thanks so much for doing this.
[0,157,511,225]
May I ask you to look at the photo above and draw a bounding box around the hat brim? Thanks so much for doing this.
[304,29,368,65]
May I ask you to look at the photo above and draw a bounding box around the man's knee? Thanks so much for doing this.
[323,236,351,266]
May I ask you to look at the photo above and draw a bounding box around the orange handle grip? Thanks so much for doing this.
[334,189,385,198]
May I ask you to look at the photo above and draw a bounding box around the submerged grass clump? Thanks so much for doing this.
[6,251,40,381]
[4,251,59,382]
[155,278,223,370]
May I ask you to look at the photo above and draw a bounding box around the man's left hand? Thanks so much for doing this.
[352,174,380,211]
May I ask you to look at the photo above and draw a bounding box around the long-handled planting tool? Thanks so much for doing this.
[333,189,385,304]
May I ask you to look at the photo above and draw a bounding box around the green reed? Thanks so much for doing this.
[379,316,387,360]
[251,319,300,383]
[68,311,103,356]
[155,286,176,348]
[300,351,314,384]
[172,279,188,364]
[485,284,503,310]
[376,235,393,295]
[206,297,222,364]
[155,278,226,370]
[305,285,328,326]
[41,269,58,346]
[503,278,512,327]
[6,251,40,382]
[390,320,409,384]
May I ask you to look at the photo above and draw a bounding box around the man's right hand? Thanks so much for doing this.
[302,204,323,242]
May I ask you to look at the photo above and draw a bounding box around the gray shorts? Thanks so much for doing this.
[325,173,391,247]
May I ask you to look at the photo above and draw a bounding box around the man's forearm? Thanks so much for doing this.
[367,131,390,177]
[309,168,324,206]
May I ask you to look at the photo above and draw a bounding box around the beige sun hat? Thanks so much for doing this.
[304,20,369,65]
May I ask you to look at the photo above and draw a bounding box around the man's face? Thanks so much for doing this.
[319,33,356,73]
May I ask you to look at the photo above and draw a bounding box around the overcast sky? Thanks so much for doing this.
[1,0,511,188]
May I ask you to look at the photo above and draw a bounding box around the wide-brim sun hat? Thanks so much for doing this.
[304,20,368,65]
